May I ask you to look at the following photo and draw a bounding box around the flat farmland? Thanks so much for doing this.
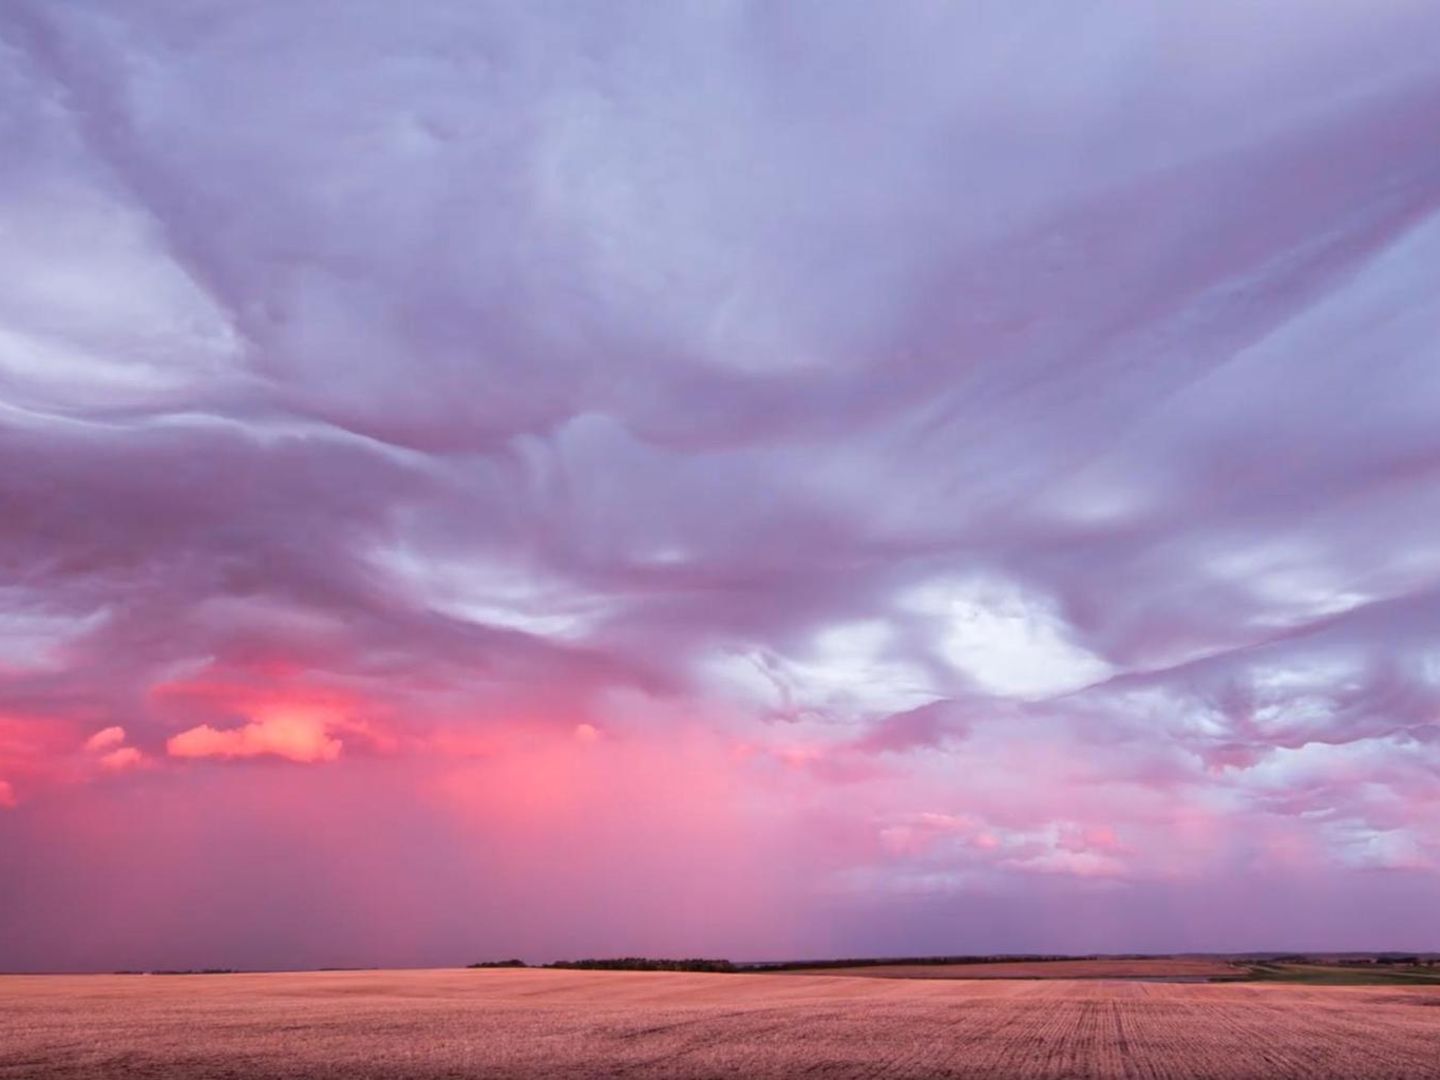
[4,968,1440,1079]
[775,957,1242,980]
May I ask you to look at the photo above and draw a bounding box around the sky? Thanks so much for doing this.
[2,1,1440,972]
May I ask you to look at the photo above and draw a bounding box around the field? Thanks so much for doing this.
[1244,962,1440,986]
[4,967,1440,1078]
[775,957,1243,980]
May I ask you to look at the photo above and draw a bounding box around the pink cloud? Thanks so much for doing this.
[83,726,127,753]
[1058,825,1125,854]
[168,715,342,764]
[1012,848,1130,880]
[155,668,393,764]
[99,747,144,772]
[0,779,15,810]
[0,710,88,804]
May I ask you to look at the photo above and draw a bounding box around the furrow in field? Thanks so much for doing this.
[5,972,1440,1079]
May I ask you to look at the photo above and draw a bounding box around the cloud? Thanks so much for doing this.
[98,746,143,772]
[2,0,1439,966]
[902,576,1113,699]
[80,726,145,771]
[83,726,125,753]
[167,714,343,764]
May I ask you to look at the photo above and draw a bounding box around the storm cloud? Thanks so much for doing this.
[2,0,1439,970]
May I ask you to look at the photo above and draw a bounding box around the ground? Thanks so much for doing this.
[772,957,1242,980]
[4,967,1440,1078]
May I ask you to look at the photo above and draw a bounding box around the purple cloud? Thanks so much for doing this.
[2,0,1439,970]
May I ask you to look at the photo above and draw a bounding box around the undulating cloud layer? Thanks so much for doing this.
[3,1,1439,971]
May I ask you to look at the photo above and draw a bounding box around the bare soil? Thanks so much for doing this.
[3,967,1439,1078]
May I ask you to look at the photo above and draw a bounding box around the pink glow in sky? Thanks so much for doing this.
[3,1,1440,972]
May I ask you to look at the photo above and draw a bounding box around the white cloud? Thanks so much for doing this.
[700,619,942,723]
[903,577,1111,699]
[372,545,613,641]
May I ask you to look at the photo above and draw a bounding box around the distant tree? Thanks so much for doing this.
[544,958,737,973]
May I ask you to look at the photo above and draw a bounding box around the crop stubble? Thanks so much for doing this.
[2,968,1438,1078]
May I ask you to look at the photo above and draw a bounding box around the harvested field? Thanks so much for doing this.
[775,957,1242,980]
[4,967,1440,1079]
